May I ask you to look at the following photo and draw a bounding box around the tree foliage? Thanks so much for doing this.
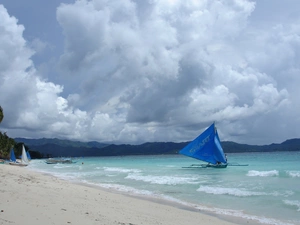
[0,105,19,159]
[0,106,39,159]
[0,132,16,159]
[0,106,3,124]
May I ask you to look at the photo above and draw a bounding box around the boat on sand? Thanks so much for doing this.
[9,145,29,167]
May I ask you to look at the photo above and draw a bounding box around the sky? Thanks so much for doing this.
[0,0,300,145]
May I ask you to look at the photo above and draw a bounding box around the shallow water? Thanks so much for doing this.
[29,151,300,225]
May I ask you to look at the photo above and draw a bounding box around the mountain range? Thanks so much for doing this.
[15,137,300,158]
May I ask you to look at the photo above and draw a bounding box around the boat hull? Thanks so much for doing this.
[45,158,76,164]
[9,162,28,167]
[207,163,227,168]
[183,163,227,168]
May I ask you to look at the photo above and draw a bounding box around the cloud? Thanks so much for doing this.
[0,5,87,140]
[1,0,300,144]
[29,38,49,55]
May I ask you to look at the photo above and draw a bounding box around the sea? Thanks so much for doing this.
[28,151,300,225]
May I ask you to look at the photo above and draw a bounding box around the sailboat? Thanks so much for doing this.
[179,123,228,168]
[9,148,17,162]
[26,151,31,161]
[9,145,29,167]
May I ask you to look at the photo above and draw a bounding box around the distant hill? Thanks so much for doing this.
[15,137,300,158]
[15,138,108,149]
[221,139,300,152]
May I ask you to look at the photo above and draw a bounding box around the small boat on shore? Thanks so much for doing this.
[9,145,29,167]
[45,158,76,164]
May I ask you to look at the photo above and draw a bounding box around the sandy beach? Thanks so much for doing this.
[0,164,241,225]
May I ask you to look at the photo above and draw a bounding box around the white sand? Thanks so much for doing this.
[0,164,242,225]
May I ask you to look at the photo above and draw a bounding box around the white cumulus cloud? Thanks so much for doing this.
[0,0,300,144]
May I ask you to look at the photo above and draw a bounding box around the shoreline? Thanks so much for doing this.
[0,163,251,225]
[75,180,261,225]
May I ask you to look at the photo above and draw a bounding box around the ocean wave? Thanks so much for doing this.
[126,173,199,185]
[93,181,297,225]
[85,181,297,225]
[196,186,294,198]
[283,200,300,211]
[103,167,142,173]
[247,170,279,177]
[285,170,300,178]
[53,164,75,169]
[197,186,265,197]
[95,183,154,195]
[194,204,295,225]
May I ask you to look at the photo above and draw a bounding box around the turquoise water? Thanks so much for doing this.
[28,152,300,225]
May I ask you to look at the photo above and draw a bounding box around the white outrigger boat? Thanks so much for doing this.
[45,158,76,164]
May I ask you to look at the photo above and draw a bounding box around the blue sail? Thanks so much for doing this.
[26,151,31,160]
[179,123,227,165]
[214,130,227,164]
[10,148,17,162]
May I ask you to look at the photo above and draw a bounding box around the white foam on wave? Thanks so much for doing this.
[83,181,296,225]
[126,173,199,185]
[194,204,295,225]
[84,181,194,207]
[196,186,293,198]
[165,165,176,168]
[283,200,300,211]
[95,182,296,225]
[95,183,154,196]
[103,167,142,173]
[82,180,190,206]
[247,170,279,177]
[197,186,265,197]
[286,170,300,178]
[53,164,74,169]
